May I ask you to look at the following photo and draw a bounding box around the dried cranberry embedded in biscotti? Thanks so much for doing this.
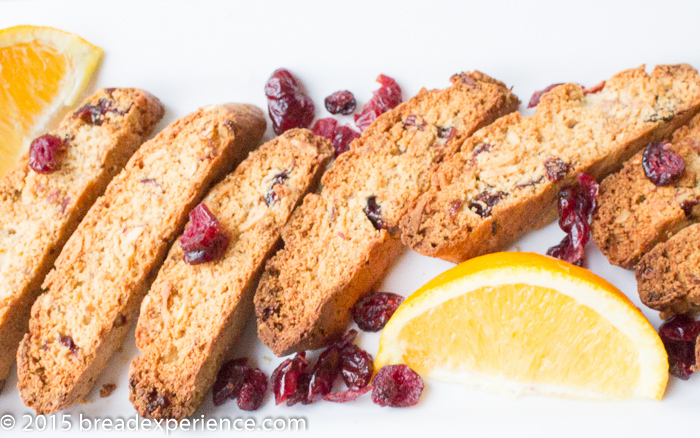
[527,83,564,108]
[265,69,315,135]
[73,97,129,126]
[642,142,686,187]
[264,170,290,206]
[364,196,387,230]
[544,157,569,182]
[29,134,67,174]
[354,74,402,131]
[325,90,356,115]
[371,364,424,407]
[179,203,230,265]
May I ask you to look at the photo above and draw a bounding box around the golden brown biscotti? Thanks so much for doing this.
[636,223,700,316]
[401,64,700,263]
[129,129,332,419]
[0,88,164,393]
[255,72,520,356]
[591,113,700,268]
[16,104,266,414]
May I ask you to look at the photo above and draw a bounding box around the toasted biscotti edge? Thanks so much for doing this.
[636,223,700,316]
[16,103,266,415]
[128,129,333,419]
[0,88,164,389]
[255,71,520,356]
[401,64,700,263]
[591,113,700,268]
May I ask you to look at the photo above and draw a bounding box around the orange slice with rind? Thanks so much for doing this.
[375,252,668,400]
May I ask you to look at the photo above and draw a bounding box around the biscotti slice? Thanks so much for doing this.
[0,88,164,393]
[591,113,700,268]
[401,64,700,263]
[636,223,700,316]
[129,129,332,419]
[255,72,520,356]
[16,104,266,414]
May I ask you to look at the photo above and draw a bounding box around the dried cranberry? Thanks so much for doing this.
[213,358,249,406]
[469,191,505,218]
[659,314,700,343]
[264,69,315,135]
[659,315,699,380]
[355,75,402,131]
[323,386,372,403]
[547,174,599,266]
[449,199,463,217]
[325,90,356,115]
[237,368,268,411]
[180,203,230,265]
[264,170,289,206]
[544,157,569,182]
[146,389,170,411]
[528,83,564,108]
[472,143,492,156]
[352,292,404,332]
[271,352,311,406]
[73,98,125,125]
[437,126,457,142]
[312,118,338,139]
[364,196,387,230]
[59,335,79,354]
[371,364,424,407]
[340,343,374,389]
[642,142,685,187]
[680,199,698,217]
[308,346,342,401]
[584,81,606,94]
[332,125,361,157]
[404,115,425,130]
[29,134,66,174]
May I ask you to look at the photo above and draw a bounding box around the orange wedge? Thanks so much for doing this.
[375,252,668,400]
[0,25,102,177]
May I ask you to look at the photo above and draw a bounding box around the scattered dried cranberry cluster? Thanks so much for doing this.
[658,314,700,380]
[546,173,599,266]
[179,203,230,265]
[642,141,686,187]
[213,358,268,410]
[264,69,402,157]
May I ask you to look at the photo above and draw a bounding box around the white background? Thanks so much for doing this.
[1,0,700,436]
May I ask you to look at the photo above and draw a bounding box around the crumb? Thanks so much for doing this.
[263,356,272,362]
[100,383,117,398]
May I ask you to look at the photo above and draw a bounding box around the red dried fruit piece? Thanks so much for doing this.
[264,170,290,206]
[364,196,387,230]
[352,292,404,332]
[527,83,564,108]
[237,368,268,411]
[371,364,424,407]
[59,335,79,354]
[264,68,315,135]
[332,125,361,157]
[73,97,128,125]
[146,389,170,411]
[404,115,425,130]
[469,190,505,218]
[271,352,311,406]
[312,117,338,139]
[325,90,356,115]
[180,203,230,265]
[584,81,606,94]
[642,142,685,187]
[437,126,456,142]
[659,314,700,380]
[546,234,585,267]
[308,345,342,401]
[544,157,569,182]
[213,358,249,406]
[355,74,402,131]
[29,134,66,174]
[323,385,372,403]
[340,343,374,389]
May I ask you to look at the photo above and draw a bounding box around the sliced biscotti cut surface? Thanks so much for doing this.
[129,129,332,419]
[0,88,164,391]
[255,72,520,356]
[401,64,700,263]
[636,223,700,316]
[591,113,700,268]
[16,104,266,414]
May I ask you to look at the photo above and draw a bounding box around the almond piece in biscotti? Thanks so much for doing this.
[16,103,266,414]
[401,64,700,263]
[255,71,520,356]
